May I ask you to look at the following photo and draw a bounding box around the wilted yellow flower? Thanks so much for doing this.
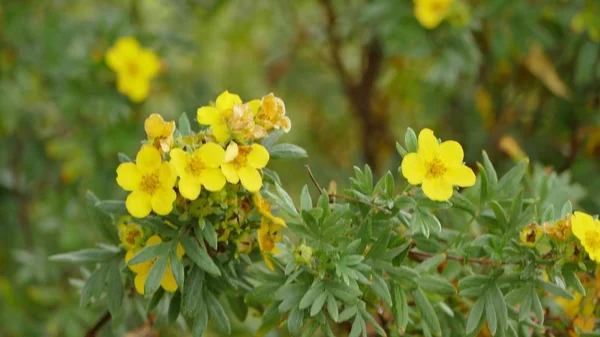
[401,128,476,201]
[414,0,453,29]
[116,145,177,218]
[105,37,160,102]
[571,211,600,263]
[543,217,572,241]
[257,216,286,270]
[257,93,291,133]
[520,222,544,247]
[252,192,286,226]
[170,143,226,200]
[125,235,185,295]
[145,114,175,153]
[221,142,270,192]
[197,91,266,143]
[117,216,144,249]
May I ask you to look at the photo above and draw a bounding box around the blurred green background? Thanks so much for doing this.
[1,0,599,336]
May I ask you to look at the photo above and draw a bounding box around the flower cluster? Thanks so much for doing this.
[114,91,292,294]
[105,37,161,102]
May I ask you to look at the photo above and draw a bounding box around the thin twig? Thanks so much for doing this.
[329,193,392,215]
[408,249,504,266]
[305,165,324,192]
[85,311,111,337]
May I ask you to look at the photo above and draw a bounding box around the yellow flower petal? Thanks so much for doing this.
[215,90,242,111]
[263,254,275,271]
[161,266,178,292]
[179,178,202,200]
[127,79,150,103]
[199,168,226,192]
[126,190,152,218]
[422,178,453,201]
[439,140,464,166]
[248,99,261,115]
[105,37,140,72]
[176,242,185,260]
[247,144,270,169]
[169,148,189,176]
[159,162,177,188]
[146,235,163,245]
[138,49,160,78]
[418,128,440,161]
[145,113,173,139]
[134,271,149,295]
[197,106,221,126]
[136,145,162,172]
[125,248,152,274]
[221,163,239,184]
[444,165,476,187]
[212,123,230,143]
[151,187,176,215]
[239,166,262,192]
[401,153,426,185]
[116,162,141,191]
[197,143,225,168]
[280,116,291,133]
[224,142,239,163]
[572,211,594,239]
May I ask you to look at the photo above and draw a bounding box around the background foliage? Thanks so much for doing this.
[1,0,599,336]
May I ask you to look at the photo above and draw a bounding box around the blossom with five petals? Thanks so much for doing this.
[571,211,600,263]
[221,142,269,192]
[170,143,227,200]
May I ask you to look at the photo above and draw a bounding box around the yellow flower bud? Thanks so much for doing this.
[294,244,313,266]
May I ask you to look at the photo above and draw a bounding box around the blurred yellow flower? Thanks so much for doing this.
[253,192,286,227]
[145,113,175,153]
[125,235,185,295]
[257,216,286,271]
[414,0,453,29]
[519,222,543,247]
[221,142,269,192]
[105,36,160,102]
[401,128,475,201]
[170,143,227,200]
[257,93,291,133]
[117,216,144,250]
[571,211,600,263]
[197,91,266,143]
[116,145,177,218]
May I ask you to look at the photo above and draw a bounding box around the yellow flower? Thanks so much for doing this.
[117,216,144,249]
[221,142,270,192]
[252,192,286,226]
[125,235,185,295]
[257,93,291,133]
[571,211,600,263]
[144,113,175,153]
[169,143,227,200]
[519,222,544,247]
[543,216,572,241]
[116,145,177,218]
[197,91,266,143]
[105,37,160,102]
[401,128,475,201]
[257,216,286,270]
[414,0,453,29]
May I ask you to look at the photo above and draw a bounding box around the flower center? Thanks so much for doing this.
[430,2,445,13]
[426,157,447,179]
[140,172,160,194]
[186,156,205,176]
[126,229,141,246]
[127,61,139,77]
[584,230,600,250]
[233,147,252,168]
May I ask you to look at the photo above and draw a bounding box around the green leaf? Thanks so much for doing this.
[50,248,119,263]
[227,295,248,322]
[328,281,361,304]
[563,266,586,296]
[262,167,282,186]
[80,264,109,307]
[288,308,305,336]
[394,195,415,210]
[326,294,339,322]
[168,291,182,324]
[508,189,523,229]
[537,280,574,299]
[560,201,573,218]
[127,242,169,266]
[490,285,508,333]
[415,253,446,273]
[117,152,132,162]
[372,273,392,306]
[450,192,477,216]
[482,151,498,189]
[575,41,599,86]
[490,201,508,230]
[301,185,313,211]
[147,288,165,311]
[95,200,127,214]
[359,304,387,336]
[269,143,308,159]
[412,288,440,335]
[419,275,456,296]
[145,255,168,295]
[182,266,204,316]
[485,290,498,335]
[136,217,178,236]
[531,289,544,324]
[310,291,328,317]
[405,128,418,153]
[478,163,490,205]
[180,236,220,276]
[495,160,527,198]
[541,204,555,223]
[270,183,300,218]
[338,306,358,322]
[106,261,124,315]
[191,300,208,337]
[466,297,485,334]
[392,285,409,333]
[201,221,218,250]
[299,282,325,310]
[86,191,118,244]
[178,112,191,136]
[396,142,408,157]
[205,291,231,335]
[349,314,365,337]
[169,249,184,291]
[261,129,285,149]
